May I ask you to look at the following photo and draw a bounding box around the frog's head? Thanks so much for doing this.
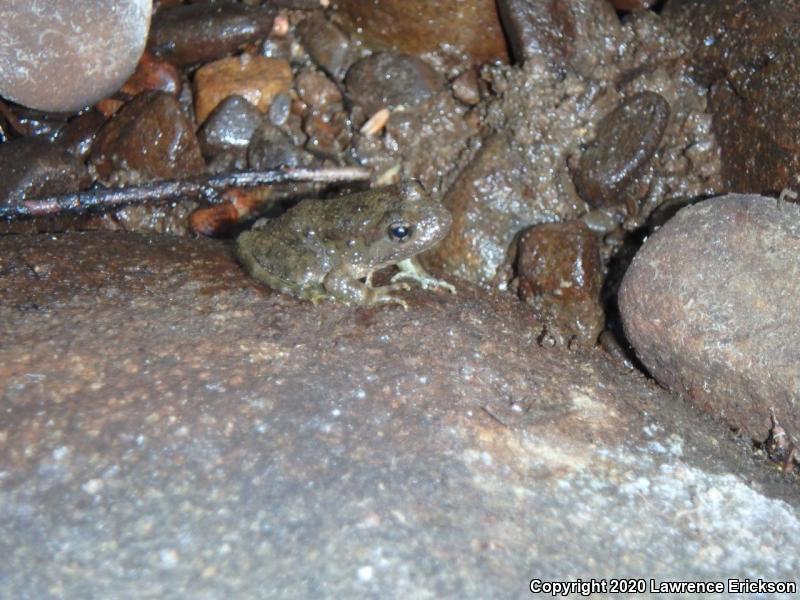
[364,181,452,269]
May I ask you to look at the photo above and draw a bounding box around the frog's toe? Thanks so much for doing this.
[391,271,456,294]
[307,290,333,305]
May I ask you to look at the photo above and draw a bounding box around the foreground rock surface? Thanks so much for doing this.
[620,194,800,441]
[2,232,800,597]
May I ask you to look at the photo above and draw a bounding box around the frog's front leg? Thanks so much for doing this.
[323,270,411,309]
[391,257,456,294]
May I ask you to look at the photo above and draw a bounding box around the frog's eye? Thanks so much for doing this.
[388,222,413,242]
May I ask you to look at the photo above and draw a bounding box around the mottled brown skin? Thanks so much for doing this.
[236,182,454,307]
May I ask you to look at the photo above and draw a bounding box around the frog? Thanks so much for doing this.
[235,181,455,308]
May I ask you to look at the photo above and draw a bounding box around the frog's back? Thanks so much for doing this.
[236,216,333,299]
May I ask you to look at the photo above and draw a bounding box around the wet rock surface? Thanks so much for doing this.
[515,221,604,348]
[345,53,446,118]
[0,0,151,112]
[296,13,360,82]
[193,55,292,125]
[335,0,508,65]
[0,137,92,206]
[147,2,276,67]
[198,95,264,160]
[664,0,800,192]
[91,91,205,185]
[496,0,621,74]
[572,91,670,209]
[2,231,800,596]
[619,194,800,441]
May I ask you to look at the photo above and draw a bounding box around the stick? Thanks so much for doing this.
[0,167,372,220]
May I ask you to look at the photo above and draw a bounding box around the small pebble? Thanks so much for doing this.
[451,69,482,106]
[247,123,317,170]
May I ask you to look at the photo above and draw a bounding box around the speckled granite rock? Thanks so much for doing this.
[619,194,800,441]
[1,231,799,597]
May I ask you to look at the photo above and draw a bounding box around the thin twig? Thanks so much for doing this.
[0,167,372,220]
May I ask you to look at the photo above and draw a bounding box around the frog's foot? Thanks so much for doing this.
[305,289,334,305]
[324,273,410,309]
[366,281,411,310]
[391,258,456,294]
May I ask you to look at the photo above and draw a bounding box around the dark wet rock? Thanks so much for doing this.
[119,51,182,98]
[268,93,292,127]
[2,231,800,596]
[91,91,205,185]
[198,95,264,160]
[0,0,150,112]
[147,2,276,67]
[335,0,509,65]
[345,53,446,118]
[295,69,344,115]
[296,13,360,82]
[610,0,657,9]
[0,137,92,206]
[663,0,800,192]
[450,69,482,106]
[515,221,604,348]
[247,123,317,170]
[619,194,800,441]
[54,109,110,161]
[429,12,722,285]
[193,55,293,124]
[353,93,475,196]
[303,110,351,159]
[572,92,671,209]
[496,0,621,75]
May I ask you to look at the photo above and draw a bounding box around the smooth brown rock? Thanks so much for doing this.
[345,53,445,117]
[573,92,671,209]
[0,137,92,206]
[120,51,182,98]
[91,91,205,184]
[193,55,292,124]
[334,0,508,65]
[516,221,604,347]
[663,0,800,192]
[0,0,151,112]
[620,194,800,441]
[2,231,800,596]
[147,2,276,67]
[296,13,359,81]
